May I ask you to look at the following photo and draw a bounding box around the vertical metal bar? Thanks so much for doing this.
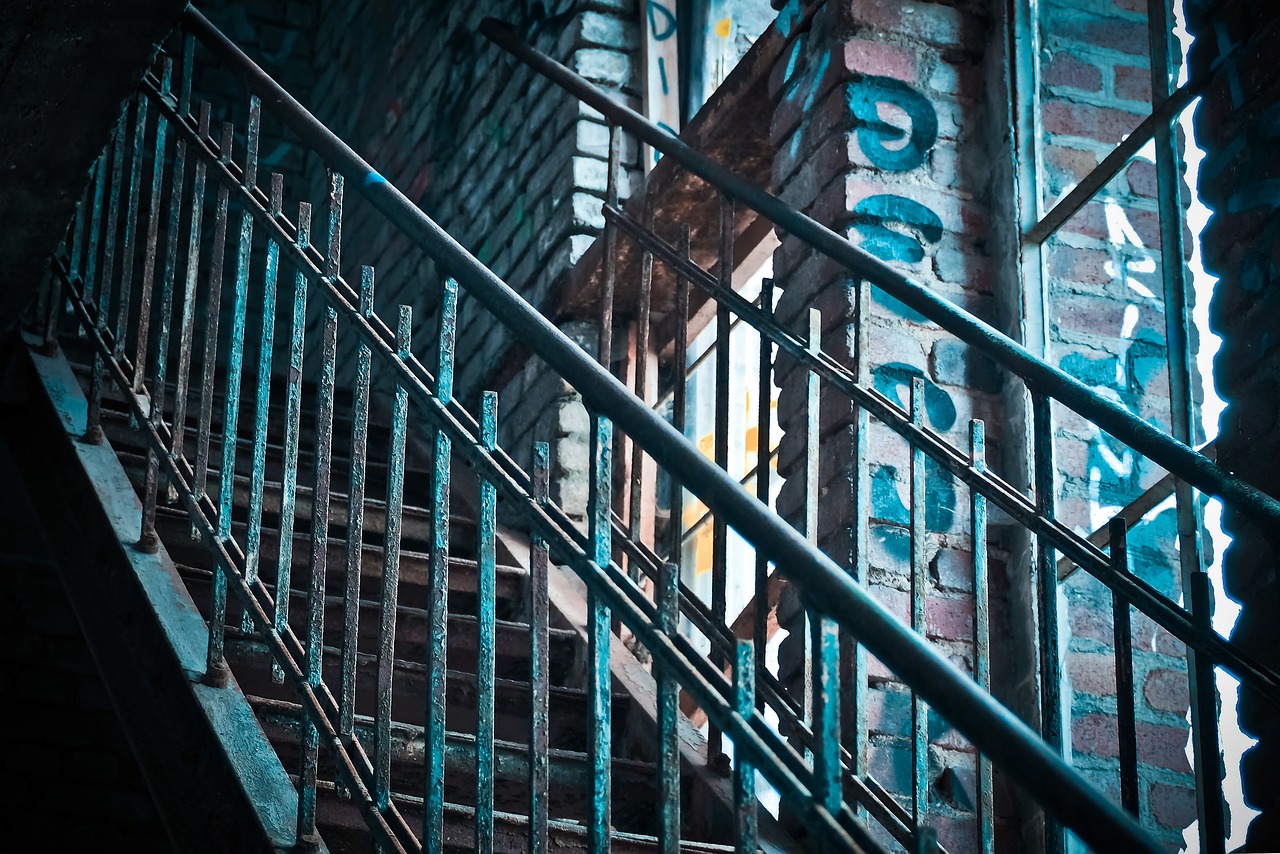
[208,101,259,674]
[193,121,234,518]
[1189,570,1226,853]
[710,193,734,761]
[83,152,107,307]
[1033,390,1064,852]
[598,123,621,369]
[133,58,172,393]
[425,276,458,853]
[657,560,680,854]
[529,441,551,854]
[670,225,690,564]
[145,68,188,522]
[298,304,337,847]
[847,278,872,790]
[245,175,283,632]
[588,414,613,853]
[800,308,821,750]
[68,174,88,287]
[629,194,655,574]
[274,201,311,684]
[377,306,411,823]
[172,103,209,469]
[734,639,758,854]
[754,276,773,667]
[910,377,929,829]
[325,170,343,278]
[477,390,498,853]
[115,93,147,366]
[971,420,994,854]
[86,110,127,444]
[179,33,194,117]
[1148,5,1218,849]
[341,264,374,734]
[1111,517,1139,817]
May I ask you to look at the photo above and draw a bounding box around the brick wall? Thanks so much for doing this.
[766,1,1001,848]
[1186,0,1280,847]
[1038,0,1198,846]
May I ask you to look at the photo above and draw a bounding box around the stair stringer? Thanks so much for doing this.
[11,334,323,854]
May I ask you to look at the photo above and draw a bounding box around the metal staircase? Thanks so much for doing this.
[13,5,1280,852]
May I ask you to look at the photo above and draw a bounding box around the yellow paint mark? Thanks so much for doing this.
[697,431,715,460]
[715,17,732,38]
[694,523,713,575]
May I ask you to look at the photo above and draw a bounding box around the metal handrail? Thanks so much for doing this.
[179,7,1159,852]
[478,17,1280,541]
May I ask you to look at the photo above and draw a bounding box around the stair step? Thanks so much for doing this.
[225,637,628,753]
[248,694,663,836]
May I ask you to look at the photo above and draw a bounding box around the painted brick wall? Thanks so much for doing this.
[303,0,640,512]
[1185,0,1280,847]
[766,1,1001,848]
[1037,1,1198,846]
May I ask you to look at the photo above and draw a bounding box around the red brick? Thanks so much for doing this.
[1114,0,1147,13]
[1047,144,1100,184]
[926,596,975,643]
[1044,54,1103,92]
[1139,722,1192,773]
[1069,652,1117,696]
[1043,101,1143,146]
[1126,160,1158,198]
[1071,600,1115,645]
[1149,781,1197,829]
[1073,713,1120,757]
[1114,65,1153,103]
[1143,668,1190,714]
[1049,245,1114,286]
[844,38,918,83]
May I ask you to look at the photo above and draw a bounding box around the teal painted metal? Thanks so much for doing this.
[244,173,282,633]
[82,152,106,308]
[115,93,145,364]
[910,378,929,831]
[849,278,871,794]
[1111,517,1138,817]
[193,121,234,523]
[734,640,757,853]
[171,103,209,469]
[588,414,613,853]
[657,560,680,854]
[529,442,551,854]
[132,58,170,395]
[970,421,993,854]
[709,193,733,762]
[85,109,126,444]
[476,391,498,852]
[300,304,338,844]
[377,305,410,819]
[275,201,310,684]
[1032,392,1065,854]
[341,265,374,737]
[425,276,457,853]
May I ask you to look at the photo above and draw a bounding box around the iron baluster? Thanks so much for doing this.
[275,201,311,684]
[589,414,613,853]
[341,264,375,735]
[298,303,338,849]
[132,58,172,394]
[86,110,127,444]
[848,278,872,794]
[477,391,499,852]
[115,93,146,369]
[670,225,690,564]
[172,102,209,471]
[244,174,284,632]
[192,120,234,523]
[754,276,773,669]
[1111,517,1139,817]
[970,420,994,854]
[529,442,551,854]
[1033,391,1065,854]
[735,639,758,853]
[424,276,458,853]
[657,560,681,854]
[629,192,656,589]
[1189,570,1226,852]
[599,122,621,370]
[377,306,411,825]
[710,192,734,762]
[910,378,929,831]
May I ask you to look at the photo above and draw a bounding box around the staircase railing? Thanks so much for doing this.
[477,13,1280,853]
[33,6,1251,853]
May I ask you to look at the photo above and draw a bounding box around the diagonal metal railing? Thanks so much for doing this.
[478,13,1280,854]
[31,5,1263,853]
